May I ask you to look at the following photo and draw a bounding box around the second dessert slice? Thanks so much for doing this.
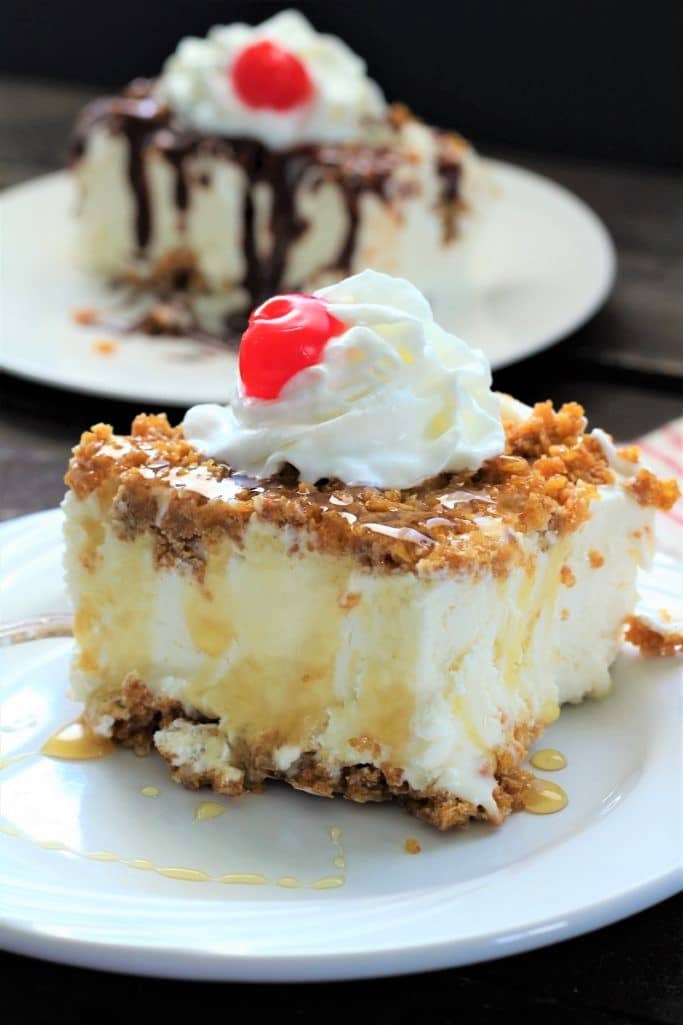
[70,10,482,336]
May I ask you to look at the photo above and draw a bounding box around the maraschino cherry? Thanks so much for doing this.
[239,294,347,400]
[231,40,314,112]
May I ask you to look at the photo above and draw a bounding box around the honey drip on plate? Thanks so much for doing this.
[0,807,346,891]
[308,825,345,888]
[159,866,211,882]
[310,876,344,890]
[128,859,155,871]
[522,776,568,814]
[1,823,243,885]
[1,742,347,890]
[328,824,346,873]
[217,873,267,885]
[0,752,32,772]
[194,801,226,822]
[530,748,567,771]
[41,720,114,761]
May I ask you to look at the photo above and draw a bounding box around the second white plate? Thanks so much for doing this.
[0,160,615,406]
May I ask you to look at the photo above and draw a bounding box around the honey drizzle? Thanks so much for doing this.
[310,876,345,890]
[1,740,346,890]
[522,776,568,814]
[0,752,33,772]
[328,825,346,872]
[276,876,302,889]
[217,873,268,885]
[530,748,567,771]
[159,866,211,882]
[0,771,347,890]
[0,821,345,889]
[41,720,114,761]
[194,800,226,822]
[308,825,346,889]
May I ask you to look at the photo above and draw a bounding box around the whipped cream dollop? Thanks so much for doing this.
[157,10,387,150]
[183,270,505,489]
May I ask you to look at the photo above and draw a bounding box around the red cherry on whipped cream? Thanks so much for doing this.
[239,294,347,400]
[231,40,314,112]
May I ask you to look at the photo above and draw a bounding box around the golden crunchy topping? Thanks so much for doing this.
[404,837,422,854]
[388,102,414,129]
[122,247,205,296]
[560,565,576,587]
[626,469,681,511]
[92,338,118,356]
[72,305,99,325]
[624,616,683,657]
[588,549,605,568]
[65,403,668,576]
[65,416,192,499]
[504,402,587,460]
[617,445,641,464]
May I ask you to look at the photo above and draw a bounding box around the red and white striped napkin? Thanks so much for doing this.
[635,418,682,558]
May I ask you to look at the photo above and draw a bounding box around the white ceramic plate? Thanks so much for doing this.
[0,509,680,981]
[0,162,615,406]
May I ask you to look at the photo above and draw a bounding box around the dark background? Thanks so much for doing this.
[2,0,682,167]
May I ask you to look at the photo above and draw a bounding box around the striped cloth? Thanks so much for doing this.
[635,418,683,557]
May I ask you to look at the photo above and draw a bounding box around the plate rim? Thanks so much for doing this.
[0,875,679,983]
[0,160,616,405]
[1,509,681,980]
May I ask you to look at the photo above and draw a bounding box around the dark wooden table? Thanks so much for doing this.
[1,78,681,1024]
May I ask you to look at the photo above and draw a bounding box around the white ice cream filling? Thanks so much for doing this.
[64,472,654,818]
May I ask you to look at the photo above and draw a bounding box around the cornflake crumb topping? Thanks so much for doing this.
[626,469,681,510]
[625,616,683,657]
[65,403,679,577]
[560,565,577,587]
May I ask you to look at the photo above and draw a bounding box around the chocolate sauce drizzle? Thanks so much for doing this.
[71,84,167,250]
[435,133,463,244]
[71,81,465,331]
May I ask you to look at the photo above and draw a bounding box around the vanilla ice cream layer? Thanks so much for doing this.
[63,481,653,817]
